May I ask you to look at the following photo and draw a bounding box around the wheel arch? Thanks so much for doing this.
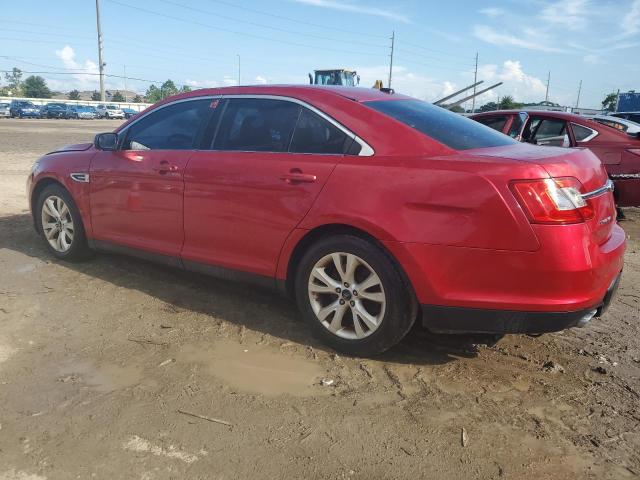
[282,223,416,304]
[31,177,67,229]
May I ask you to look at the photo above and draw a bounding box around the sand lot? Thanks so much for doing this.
[0,118,639,479]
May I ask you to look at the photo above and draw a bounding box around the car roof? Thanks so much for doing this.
[162,84,410,104]
[472,109,589,121]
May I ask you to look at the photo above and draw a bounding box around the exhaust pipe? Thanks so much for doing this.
[576,309,598,328]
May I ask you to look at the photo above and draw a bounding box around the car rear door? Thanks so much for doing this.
[90,98,212,257]
[182,96,356,277]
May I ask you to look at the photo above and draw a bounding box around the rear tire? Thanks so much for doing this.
[36,184,92,261]
[295,234,417,356]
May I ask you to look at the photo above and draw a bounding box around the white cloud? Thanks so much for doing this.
[255,75,268,84]
[473,25,564,52]
[355,65,456,102]
[479,7,505,17]
[54,45,100,90]
[539,0,590,31]
[472,60,547,105]
[291,0,409,23]
[622,0,640,37]
[583,54,601,64]
[223,76,237,86]
[186,79,219,88]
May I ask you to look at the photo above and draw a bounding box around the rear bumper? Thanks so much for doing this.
[421,271,622,334]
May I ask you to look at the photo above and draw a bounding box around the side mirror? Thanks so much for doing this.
[94,132,118,151]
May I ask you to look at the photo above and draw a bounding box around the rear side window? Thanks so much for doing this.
[572,123,599,140]
[366,100,516,150]
[476,115,507,132]
[290,107,351,154]
[213,98,300,152]
[123,99,211,150]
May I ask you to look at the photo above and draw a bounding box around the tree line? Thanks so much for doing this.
[0,67,191,104]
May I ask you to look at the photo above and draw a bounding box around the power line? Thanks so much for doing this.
[107,0,384,58]
[0,69,162,84]
[155,0,389,49]
[200,0,388,39]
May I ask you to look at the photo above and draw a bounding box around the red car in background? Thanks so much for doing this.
[471,110,640,207]
[27,86,624,355]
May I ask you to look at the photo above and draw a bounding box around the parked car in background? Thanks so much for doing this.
[122,107,138,119]
[40,103,67,119]
[592,115,640,135]
[64,105,78,119]
[0,102,10,118]
[471,110,640,207]
[27,86,624,355]
[10,100,40,118]
[95,104,124,119]
[611,112,640,124]
[65,105,96,119]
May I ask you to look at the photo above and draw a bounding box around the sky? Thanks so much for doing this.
[1,0,639,108]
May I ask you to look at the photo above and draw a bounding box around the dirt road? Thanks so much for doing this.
[0,119,639,479]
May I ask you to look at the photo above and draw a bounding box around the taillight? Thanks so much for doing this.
[627,149,640,157]
[510,177,594,224]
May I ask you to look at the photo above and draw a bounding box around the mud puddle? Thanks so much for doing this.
[177,341,325,396]
[58,360,143,393]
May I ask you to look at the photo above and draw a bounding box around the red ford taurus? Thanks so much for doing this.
[471,110,640,207]
[27,86,624,355]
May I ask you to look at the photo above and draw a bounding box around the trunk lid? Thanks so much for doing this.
[469,143,616,244]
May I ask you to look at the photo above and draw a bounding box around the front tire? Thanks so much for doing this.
[295,234,417,356]
[36,184,91,261]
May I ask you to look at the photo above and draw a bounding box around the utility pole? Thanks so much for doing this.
[95,0,106,101]
[545,71,550,102]
[575,79,582,109]
[615,89,620,112]
[123,65,128,102]
[237,54,241,86]
[471,52,479,113]
[388,31,395,89]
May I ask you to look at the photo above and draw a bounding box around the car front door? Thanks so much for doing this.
[182,97,359,278]
[524,117,570,147]
[89,98,212,257]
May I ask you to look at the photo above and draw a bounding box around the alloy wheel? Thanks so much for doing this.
[41,196,74,253]
[308,252,386,340]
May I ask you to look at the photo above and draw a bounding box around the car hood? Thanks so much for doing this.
[47,142,93,155]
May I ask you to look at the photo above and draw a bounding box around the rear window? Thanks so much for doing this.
[476,115,508,132]
[365,100,516,150]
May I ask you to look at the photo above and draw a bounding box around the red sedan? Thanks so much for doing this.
[471,110,640,207]
[27,86,624,355]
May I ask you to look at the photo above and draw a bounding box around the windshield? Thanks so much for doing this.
[77,107,92,112]
[107,105,118,110]
[315,72,343,85]
[365,99,517,150]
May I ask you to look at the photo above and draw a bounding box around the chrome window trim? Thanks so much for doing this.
[581,179,614,200]
[571,123,599,143]
[119,94,374,156]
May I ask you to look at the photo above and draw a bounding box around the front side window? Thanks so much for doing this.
[366,100,516,150]
[213,98,300,152]
[530,118,570,147]
[290,107,351,154]
[123,99,211,150]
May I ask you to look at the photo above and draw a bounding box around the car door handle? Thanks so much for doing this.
[153,161,179,174]
[280,171,317,184]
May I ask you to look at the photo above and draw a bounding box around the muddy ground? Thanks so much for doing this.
[0,119,639,479]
